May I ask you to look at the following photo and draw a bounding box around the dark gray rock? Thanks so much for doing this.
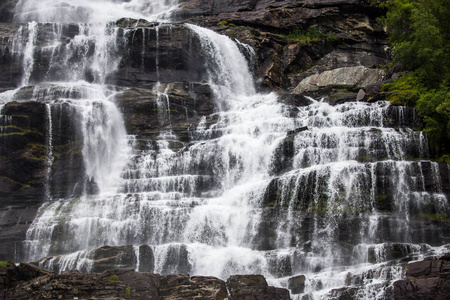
[1,262,288,300]
[0,23,21,92]
[115,82,216,142]
[227,274,291,300]
[159,274,228,299]
[0,0,18,23]
[0,101,49,261]
[113,23,210,87]
[178,0,389,90]
[394,255,450,300]
[289,274,306,294]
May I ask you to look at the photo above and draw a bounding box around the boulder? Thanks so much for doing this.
[226,274,291,300]
[292,66,386,95]
[288,274,306,294]
[394,255,450,300]
[159,274,228,299]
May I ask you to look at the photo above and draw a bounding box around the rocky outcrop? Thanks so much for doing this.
[227,275,291,299]
[0,263,290,300]
[115,82,216,143]
[0,0,17,23]
[0,23,21,93]
[177,0,389,91]
[394,254,450,300]
[292,66,386,96]
[288,274,306,294]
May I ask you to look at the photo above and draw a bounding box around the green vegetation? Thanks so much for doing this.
[108,275,120,284]
[0,261,11,269]
[279,27,335,45]
[125,286,131,297]
[419,212,450,224]
[216,20,237,27]
[53,142,83,157]
[0,125,43,138]
[380,0,450,156]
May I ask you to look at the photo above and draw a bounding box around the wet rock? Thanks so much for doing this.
[0,22,209,89]
[394,255,450,300]
[287,126,308,136]
[35,244,157,275]
[367,243,429,264]
[278,93,314,107]
[115,82,216,143]
[0,0,18,22]
[227,274,290,300]
[3,265,161,300]
[138,245,155,273]
[0,23,22,92]
[179,0,389,90]
[1,263,285,300]
[328,286,359,300]
[324,92,358,105]
[113,23,209,87]
[288,274,306,294]
[406,256,450,278]
[47,102,86,199]
[92,245,138,273]
[160,274,228,299]
[0,101,49,261]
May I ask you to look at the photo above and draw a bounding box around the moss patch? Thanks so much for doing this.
[108,275,120,284]
[278,27,335,45]
[0,261,12,269]
[217,20,237,27]
[124,286,131,298]
[419,213,450,225]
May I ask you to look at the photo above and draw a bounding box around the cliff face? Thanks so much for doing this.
[177,0,389,92]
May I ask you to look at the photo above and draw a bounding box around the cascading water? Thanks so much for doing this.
[1,0,449,299]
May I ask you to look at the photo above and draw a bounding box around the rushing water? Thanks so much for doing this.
[0,0,448,299]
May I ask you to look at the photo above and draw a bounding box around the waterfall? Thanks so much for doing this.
[14,0,179,23]
[1,0,448,299]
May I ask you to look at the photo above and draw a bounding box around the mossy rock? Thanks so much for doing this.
[108,275,120,284]
[0,261,12,269]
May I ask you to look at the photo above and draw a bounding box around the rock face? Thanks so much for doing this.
[0,0,18,23]
[292,66,386,96]
[115,82,216,142]
[0,263,290,300]
[394,254,450,300]
[0,23,21,92]
[0,101,50,261]
[176,0,389,92]
[227,275,291,299]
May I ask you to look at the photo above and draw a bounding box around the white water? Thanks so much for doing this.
[1,0,448,299]
[14,0,179,23]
